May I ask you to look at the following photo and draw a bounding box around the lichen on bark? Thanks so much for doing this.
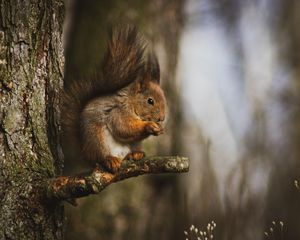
[0,0,65,239]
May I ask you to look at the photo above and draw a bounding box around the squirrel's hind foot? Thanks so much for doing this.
[103,156,122,173]
[125,151,145,161]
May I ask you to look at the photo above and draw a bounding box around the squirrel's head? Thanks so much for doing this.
[130,80,166,124]
[129,53,166,124]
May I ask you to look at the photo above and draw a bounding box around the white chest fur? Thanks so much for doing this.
[103,127,130,159]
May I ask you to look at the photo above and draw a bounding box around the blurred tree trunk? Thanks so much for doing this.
[265,1,300,239]
[140,2,186,239]
[0,0,64,239]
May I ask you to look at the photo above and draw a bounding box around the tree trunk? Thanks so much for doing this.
[0,0,65,239]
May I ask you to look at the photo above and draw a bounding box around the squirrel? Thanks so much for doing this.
[62,26,166,173]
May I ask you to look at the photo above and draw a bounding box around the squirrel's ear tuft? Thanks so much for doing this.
[145,52,160,84]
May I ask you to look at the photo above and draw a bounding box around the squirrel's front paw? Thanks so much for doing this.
[104,156,122,173]
[145,122,164,136]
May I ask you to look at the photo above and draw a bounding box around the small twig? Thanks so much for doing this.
[47,156,189,202]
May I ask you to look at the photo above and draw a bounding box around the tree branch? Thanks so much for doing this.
[47,156,189,202]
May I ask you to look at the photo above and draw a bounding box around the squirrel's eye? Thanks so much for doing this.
[147,98,154,105]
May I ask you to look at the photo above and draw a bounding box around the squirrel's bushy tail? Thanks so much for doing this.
[102,26,146,92]
[62,25,147,151]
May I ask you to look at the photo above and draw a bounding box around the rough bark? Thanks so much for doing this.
[0,0,65,239]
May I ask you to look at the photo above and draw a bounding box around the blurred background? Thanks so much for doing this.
[62,0,300,239]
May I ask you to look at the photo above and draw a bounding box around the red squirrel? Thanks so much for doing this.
[62,26,166,173]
